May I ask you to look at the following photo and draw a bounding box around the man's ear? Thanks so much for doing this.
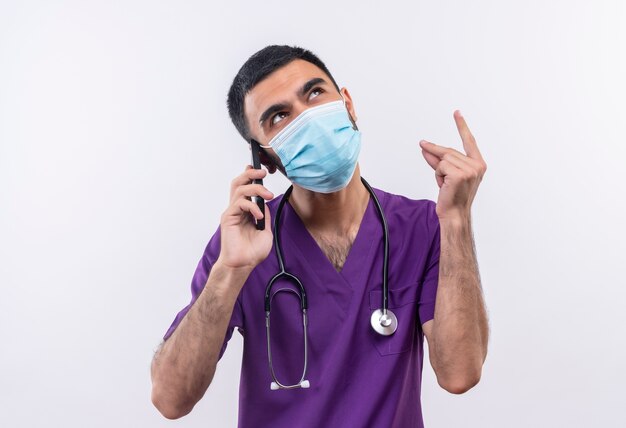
[248,138,277,174]
[340,87,358,130]
[340,87,357,120]
[259,149,278,174]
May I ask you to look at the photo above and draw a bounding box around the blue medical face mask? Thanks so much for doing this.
[260,97,361,193]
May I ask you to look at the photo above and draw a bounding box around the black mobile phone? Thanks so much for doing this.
[249,139,265,230]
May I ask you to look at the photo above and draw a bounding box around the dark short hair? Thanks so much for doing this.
[226,45,341,142]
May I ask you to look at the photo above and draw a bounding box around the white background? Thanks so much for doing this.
[1,1,625,427]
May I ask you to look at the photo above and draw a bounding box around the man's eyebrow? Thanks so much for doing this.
[258,77,329,126]
[298,77,327,97]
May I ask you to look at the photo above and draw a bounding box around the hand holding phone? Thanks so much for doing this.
[217,157,274,272]
[250,139,265,230]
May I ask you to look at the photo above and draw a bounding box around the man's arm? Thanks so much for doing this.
[422,216,489,394]
[151,165,275,419]
[150,262,251,419]
[419,110,489,394]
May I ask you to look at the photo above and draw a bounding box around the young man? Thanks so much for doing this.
[151,45,489,427]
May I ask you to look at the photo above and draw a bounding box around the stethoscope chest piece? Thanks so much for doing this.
[370,308,398,336]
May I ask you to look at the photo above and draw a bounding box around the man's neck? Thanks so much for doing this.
[288,164,370,235]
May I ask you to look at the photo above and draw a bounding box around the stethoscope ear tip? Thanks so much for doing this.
[270,382,279,390]
[301,380,310,389]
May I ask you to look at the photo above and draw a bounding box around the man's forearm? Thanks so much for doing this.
[150,261,251,419]
[430,215,489,391]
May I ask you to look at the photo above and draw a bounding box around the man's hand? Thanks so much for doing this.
[219,165,275,271]
[419,110,487,221]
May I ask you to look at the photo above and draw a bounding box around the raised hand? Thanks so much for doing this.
[419,110,487,221]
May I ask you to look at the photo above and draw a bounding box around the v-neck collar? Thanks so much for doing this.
[280,187,386,293]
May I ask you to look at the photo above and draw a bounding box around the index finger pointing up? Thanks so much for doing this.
[454,110,483,161]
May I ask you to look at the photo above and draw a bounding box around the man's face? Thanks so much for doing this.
[244,59,358,174]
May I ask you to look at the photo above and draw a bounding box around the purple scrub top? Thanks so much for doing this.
[163,186,441,428]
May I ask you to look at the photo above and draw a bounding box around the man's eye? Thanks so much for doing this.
[309,87,324,99]
[271,112,288,126]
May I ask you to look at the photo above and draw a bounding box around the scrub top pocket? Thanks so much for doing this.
[368,282,421,356]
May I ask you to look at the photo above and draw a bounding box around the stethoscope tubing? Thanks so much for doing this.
[264,177,392,390]
[361,177,390,315]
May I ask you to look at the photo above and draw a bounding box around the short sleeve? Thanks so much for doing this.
[418,200,441,325]
[162,226,244,361]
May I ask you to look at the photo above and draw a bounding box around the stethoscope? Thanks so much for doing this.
[264,177,397,391]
